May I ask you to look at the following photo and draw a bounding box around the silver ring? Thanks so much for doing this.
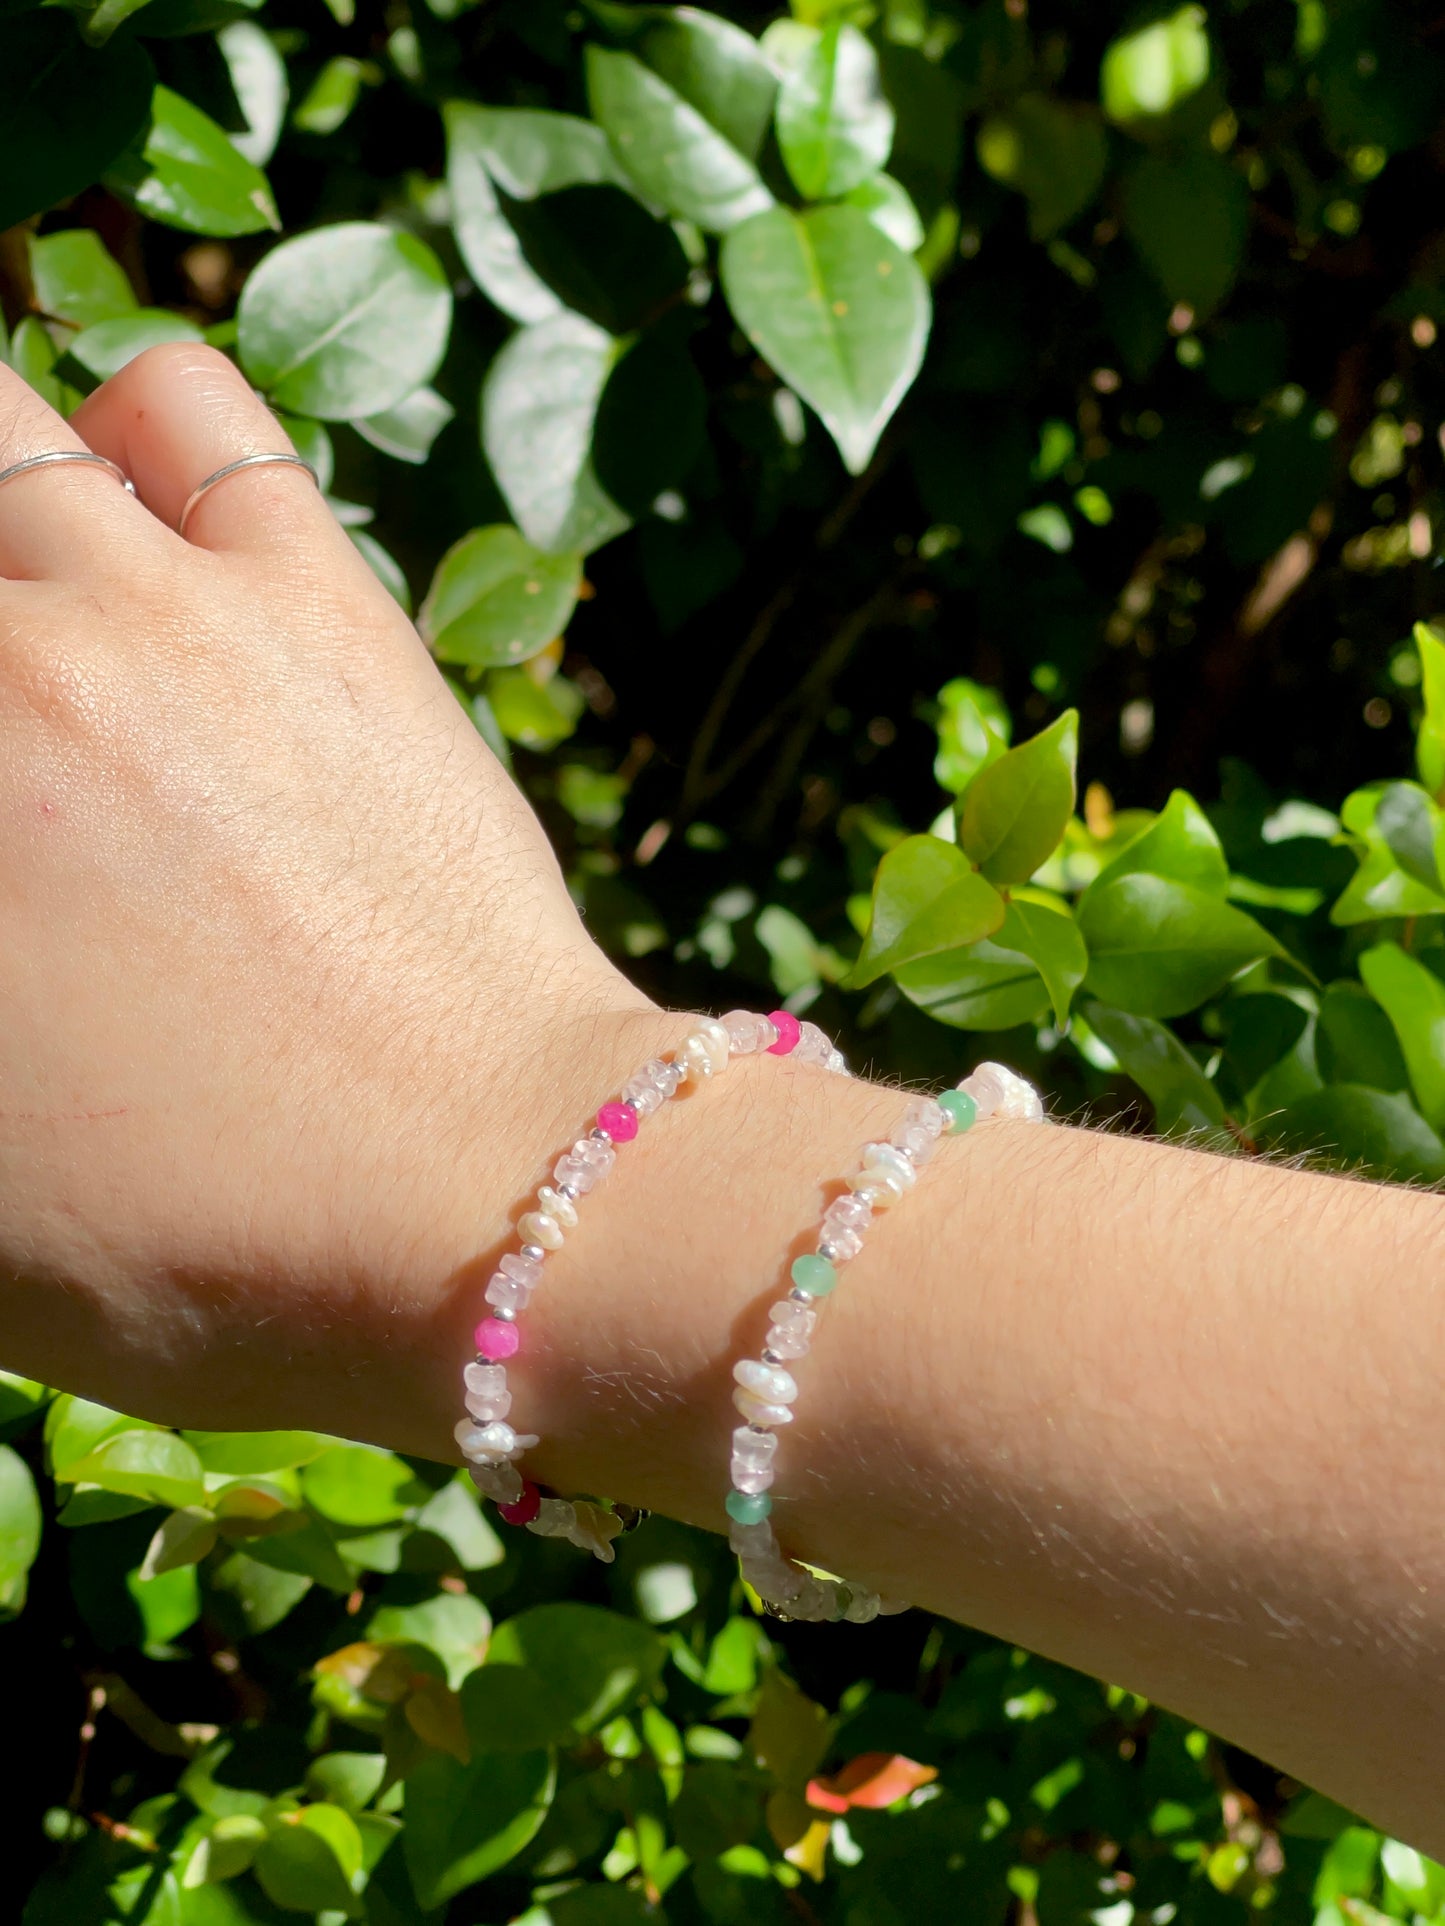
[0,451,135,497]
[178,453,319,539]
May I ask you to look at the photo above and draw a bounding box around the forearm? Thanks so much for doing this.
[390,1006,1445,1853]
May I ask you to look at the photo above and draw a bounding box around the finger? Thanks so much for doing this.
[0,364,148,581]
[69,342,349,565]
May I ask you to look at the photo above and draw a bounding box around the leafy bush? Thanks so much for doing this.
[5,0,1445,1916]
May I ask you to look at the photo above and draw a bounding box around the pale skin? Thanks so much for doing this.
[0,345,1441,1852]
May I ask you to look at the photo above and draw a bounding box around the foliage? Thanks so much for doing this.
[4,0,1445,1915]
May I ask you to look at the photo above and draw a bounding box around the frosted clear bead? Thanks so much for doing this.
[733,1358,798,1403]
[903,1094,946,1138]
[465,1390,512,1423]
[536,1185,578,1229]
[820,1225,863,1263]
[891,1121,937,1165]
[464,1361,508,1398]
[825,1048,848,1074]
[795,1020,833,1066]
[571,1137,616,1176]
[824,1195,872,1233]
[861,1142,917,1189]
[733,1387,794,1426]
[623,1057,679,1116]
[768,1300,817,1344]
[731,1425,779,1471]
[499,1251,542,1289]
[848,1169,903,1206]
[518,1210,563,1251]
[469,1460,522,1503]
[845,1591,882,1623]
[530,1498,576,1538]
[722,1009,770,1054]
[765,1318,812,1360]
[554,1154,598,1193]
[731,1458,775,1495]
[485,1271,531,1314]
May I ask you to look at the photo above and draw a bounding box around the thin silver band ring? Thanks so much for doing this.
[178,453,319,539]
[0,451,136,497]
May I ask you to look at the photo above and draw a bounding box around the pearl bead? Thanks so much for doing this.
[733,1387,794,1426]
[734,1358,797,1403]
[861,1142,916,1189]
[536,1185,577,1230]
[518,1210,563,1251]
[847,1169,903,1206]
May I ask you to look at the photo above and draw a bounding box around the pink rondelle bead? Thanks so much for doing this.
[476,1318,520,1361]
[597,1100,638,1143]
[766,1010,801,1055]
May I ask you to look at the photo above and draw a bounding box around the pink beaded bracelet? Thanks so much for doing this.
[457,1008,848,1561]
[725,1060,1045,1623]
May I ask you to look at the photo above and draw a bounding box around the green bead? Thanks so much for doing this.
[790,1253,838,1297]
[939,1089,977,1134]
[726,1490,772,1525]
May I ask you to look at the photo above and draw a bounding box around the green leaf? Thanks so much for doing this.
[140,1505,219,1580]
[1315,981,1408,1092]
[488,668,585,750]
[958,709,1077,885]
[976,95,1108,240]
[46,1393,146,1479]
[1094,789,1229,895]
[243,1516,355,1590]
[481,311,630,554]
[934,677,1010,794]
[412,1476,505,1571]
[106,85,279,237]
[0,1370,48,1432]
[841,173,924,252]
[0,1444,42,1616]
[1000,894,1088,1025]
[585,7,776,231]
[208,1549,312,1636]
[67,1429,205,1509]
[183,1813,268,1888]
[1415,622,1445,799]
[64,310,205,382]
[774,22,895,201]
[300,1444,429,1528]
[0,16,154,232]
[719,202,929,473]
[292,55,366,136]
[1084,1002,1226,1136]
[220,20,288,169]
[444,102,626,323]
[850,835,1006,986]
[304,1752,386,1812]
[403,1748,555,1909]
[1373,781,1445,892]
[28,230,136,328]
[1123,150,1248,316]
[1358,942,1445,1131]
[184,1430,332,1475]
[369,1592,491,1689]
[1079,873,1282,1018]
[1268,1085,1445,1185]
[253,1807,364,1917]
[1101,5,1210,123]
[486,1602,666,1734]
[420,525,582,669]
[353,387,454,465]
[8,317,81,416]
[237,223,453,420]
[894,901,1067,1031]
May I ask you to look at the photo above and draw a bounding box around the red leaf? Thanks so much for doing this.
[805,1751,938,1814]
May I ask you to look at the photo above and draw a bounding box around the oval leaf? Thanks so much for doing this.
[0,1444,41,1616]
[1083,1001,1227,1137]
[1079,872,1281,1018]
[851,835,1006,986]
[402,1748,555,1910]
[959,710,1078,886]
[720,202,930,473]
[1093,788,1228,895]
[420,526,582,669]
[67,1429,205,1510]
[1358,941,1445,1131]
[775,22,895,202]
[0,16,154,232]
[237,223,453,420]
[106,85,279,236]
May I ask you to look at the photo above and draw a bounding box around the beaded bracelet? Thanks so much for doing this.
[457,1008,848,1561]
[725,1060,1045,1623]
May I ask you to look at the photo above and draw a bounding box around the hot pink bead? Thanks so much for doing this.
[767,1010,801,1055]
[475,1318,520,1360]
[498,1479,542,1525]
[596,1100,638,1143]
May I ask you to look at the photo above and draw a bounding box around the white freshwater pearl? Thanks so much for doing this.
[733,1358,798,1403]
[536,1184,578,1229]
[847,1168,904,1206]
[518,1209,564,1251]
[733,1387,795,1426]
[861,1142,917,1190]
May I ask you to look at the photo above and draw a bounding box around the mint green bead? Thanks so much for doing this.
[939,1089,977,1134]
[726,1490,772,1525]
[790,1253,837,1297]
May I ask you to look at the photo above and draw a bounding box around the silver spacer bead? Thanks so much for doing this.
[788,1286,813,1304]
[761,1349,781,1366]
[489,1306,517,1323]
[590,1126,613,1144]
[619,1098,637,1114]
[747,1422,771,1436]
[521,1244,546,1263]
[556,1182,579,1202]
[817,1240,841,1264]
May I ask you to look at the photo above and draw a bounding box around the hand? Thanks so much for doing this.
[0,344,652,1441]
